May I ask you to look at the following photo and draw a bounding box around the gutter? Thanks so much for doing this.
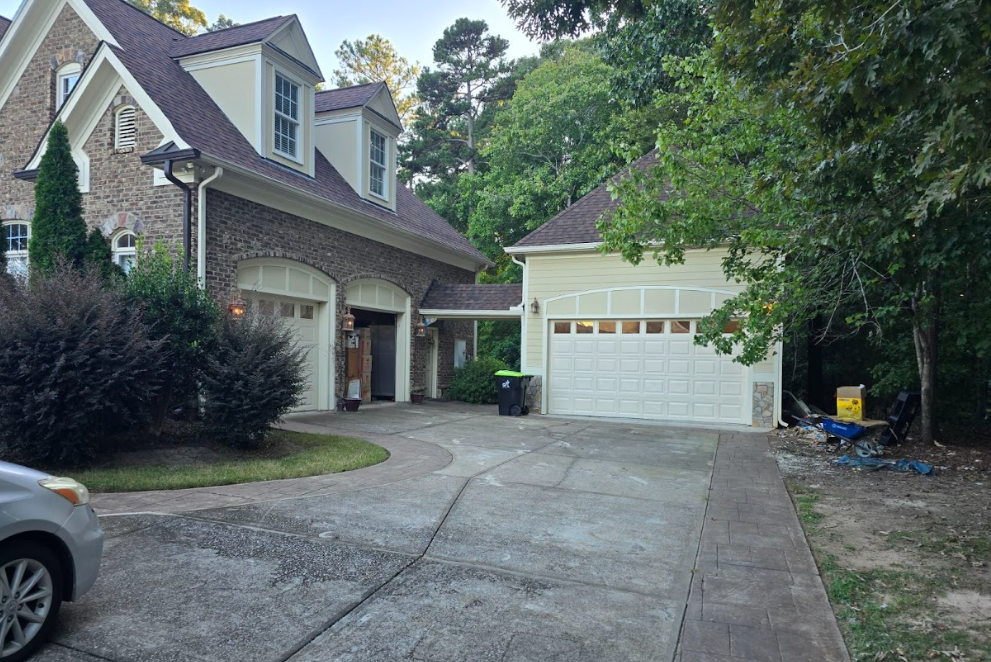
[196,167,224,288]
[163,159,193,273]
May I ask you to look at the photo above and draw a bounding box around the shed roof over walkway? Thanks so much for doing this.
[420,283,523,319]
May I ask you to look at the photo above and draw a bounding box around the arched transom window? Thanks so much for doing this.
[3,222,30,279]
[112,231,137,274]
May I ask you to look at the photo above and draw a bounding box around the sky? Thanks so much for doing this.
[0,0,542,78]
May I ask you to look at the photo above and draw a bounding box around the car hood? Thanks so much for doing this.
[0,461,52,490]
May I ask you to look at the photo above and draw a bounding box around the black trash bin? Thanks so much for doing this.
[494,370,530,416]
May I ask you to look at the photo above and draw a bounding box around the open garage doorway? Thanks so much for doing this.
[350,308,398,401]
[345,279,412,403]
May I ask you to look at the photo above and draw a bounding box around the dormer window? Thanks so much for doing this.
[56,63,81,109]
[274,73,300,159]
[370,130,387,199]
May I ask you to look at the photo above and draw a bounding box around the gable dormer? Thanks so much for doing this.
[314,82,402,211]
[172,15,323,176]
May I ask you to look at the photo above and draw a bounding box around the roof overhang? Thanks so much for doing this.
[182,154,491,272]
[504,241,603,255]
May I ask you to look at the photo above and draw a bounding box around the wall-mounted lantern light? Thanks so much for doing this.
[415,317,427,338]
[530,298,540,314]
[342,306,356,333]
[228,289,246,317]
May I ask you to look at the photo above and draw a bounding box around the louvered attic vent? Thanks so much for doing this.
[115,106,136,151]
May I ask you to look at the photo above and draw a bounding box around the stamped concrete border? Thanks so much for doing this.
[677,431,850,662]
[88,429,451,515]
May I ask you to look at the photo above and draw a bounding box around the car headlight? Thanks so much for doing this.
[39,477,90,506]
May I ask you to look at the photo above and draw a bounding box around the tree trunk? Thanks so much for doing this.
[911,281,940,444]
[806,314,824,409]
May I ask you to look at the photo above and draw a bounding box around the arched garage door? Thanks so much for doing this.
[238,259,335,411]
[545,287,748,425]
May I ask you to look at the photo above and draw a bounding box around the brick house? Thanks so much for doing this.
[0,0,500,410]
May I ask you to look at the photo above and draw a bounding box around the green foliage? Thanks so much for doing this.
[446,356,509,404]
[83,227,120,281]
[502,0,653,39]
[597,1,712,107]
[333,35,421,124]
[124,246,220,431]
[30,121,87,276]
[477,320,521,370]
[201,311,307,449]
[0,266,164,466]
[207,15,237,32]
[469,43,628,260]
[126,0,207,35]
[403,18,511,183]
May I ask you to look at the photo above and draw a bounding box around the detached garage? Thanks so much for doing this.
[505,153,781,429]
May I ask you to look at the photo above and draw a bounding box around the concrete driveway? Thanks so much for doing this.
[33,403,836,662]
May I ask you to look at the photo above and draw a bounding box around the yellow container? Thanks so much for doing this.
[836,386,866,421]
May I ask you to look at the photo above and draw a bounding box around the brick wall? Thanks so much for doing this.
[205,190,476,400]
[0,7,185,250]
[83,88,186,246]
[0,4,98,222]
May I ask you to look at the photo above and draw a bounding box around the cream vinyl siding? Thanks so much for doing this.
[524,248,742,371]
[314,116,358,191]
[189,59,257,148]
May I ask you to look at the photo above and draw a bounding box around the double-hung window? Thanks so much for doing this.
[4,222,29,279]
[113,232,137,274]
[273,74,300,159]
[369,130,387,198]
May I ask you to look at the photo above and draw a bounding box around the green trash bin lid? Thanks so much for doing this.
[494,370,528,377]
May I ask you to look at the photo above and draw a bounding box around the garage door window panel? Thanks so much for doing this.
[575,321,593,334]
[554,322,572,334]
[622,321,641,334]
[598,321,616,334]
[671,320,692,334]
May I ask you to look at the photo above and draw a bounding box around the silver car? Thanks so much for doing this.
[0,461,103,661]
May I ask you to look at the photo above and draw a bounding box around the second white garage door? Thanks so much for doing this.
[249,295,320,411]
[547,319,747,424]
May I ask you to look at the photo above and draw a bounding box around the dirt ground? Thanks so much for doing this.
[771,426,991,661]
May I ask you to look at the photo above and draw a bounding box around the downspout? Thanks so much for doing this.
[163,159,192,273]
[511,254,528,370]
[196,167,224,288]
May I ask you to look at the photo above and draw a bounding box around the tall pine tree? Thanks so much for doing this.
[30,121,88,276]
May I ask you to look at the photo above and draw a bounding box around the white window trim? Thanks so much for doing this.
[114,105,137,151]
[369,129,389,200]
[3,221,30,279]
[112,230,137,273]
[56,63,82,109]
[273,70,302,163]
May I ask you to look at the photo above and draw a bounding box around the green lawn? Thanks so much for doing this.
[70,430,389,493]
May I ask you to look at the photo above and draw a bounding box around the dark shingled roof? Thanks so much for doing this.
[421,283,523,311]
[69,0,486,266]
[512,151,663,248]
[316,82,386,113]
[0,15,11,42]
[168,16,294,58]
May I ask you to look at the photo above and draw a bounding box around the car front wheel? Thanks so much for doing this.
[0,541,63,661]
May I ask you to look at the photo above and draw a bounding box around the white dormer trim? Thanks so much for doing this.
[0,0,119,115]
[266,18,322,81]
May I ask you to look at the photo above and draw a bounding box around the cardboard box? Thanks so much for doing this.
[836,385,866,420]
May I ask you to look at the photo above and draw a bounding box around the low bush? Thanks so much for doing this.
[0,266,164,466]
[446,356,509,404]
[201,310,307,449]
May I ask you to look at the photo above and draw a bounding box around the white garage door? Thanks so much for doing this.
[548,319,747,424]
[250,295,320,411]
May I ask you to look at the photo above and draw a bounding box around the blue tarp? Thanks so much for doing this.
[835,455,936,476]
